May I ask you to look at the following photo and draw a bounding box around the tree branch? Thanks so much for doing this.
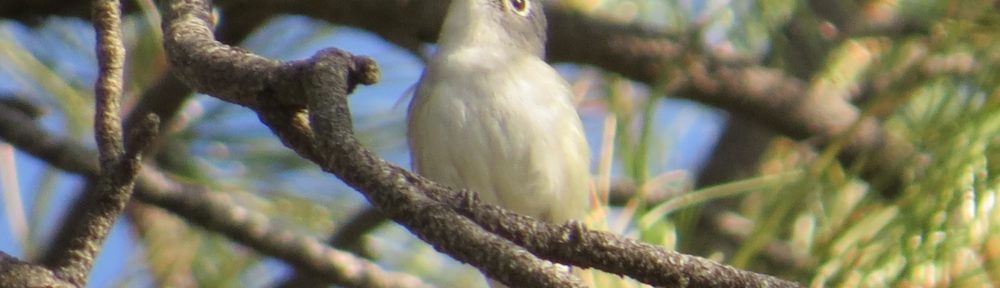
[301,48,585,287]
[262,0,914,187]
[157,0,802,286]
[274,207,386,288]
[116,8,269,286]
[0,102,432,288]
[41,1,159,286]
[0,0,920,190]
[0,251,72,288]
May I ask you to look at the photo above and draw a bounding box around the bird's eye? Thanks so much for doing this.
[505,0,530,16]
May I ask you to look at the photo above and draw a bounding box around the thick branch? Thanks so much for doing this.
[116,9,272,286]
[303,48,584,287]
[158,0,802,287]
[189,0,916,193]
[0,252,72,288]
[0,0,917,188]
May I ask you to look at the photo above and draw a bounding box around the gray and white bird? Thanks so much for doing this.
[407,0,591,286]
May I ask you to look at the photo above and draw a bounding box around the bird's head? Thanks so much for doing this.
[437,0,548,57]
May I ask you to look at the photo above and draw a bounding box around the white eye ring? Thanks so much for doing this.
[504,0,531,16]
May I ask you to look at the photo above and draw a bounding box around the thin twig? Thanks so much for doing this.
[43,1,152,285]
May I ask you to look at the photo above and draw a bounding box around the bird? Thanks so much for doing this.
[407,0,591,286]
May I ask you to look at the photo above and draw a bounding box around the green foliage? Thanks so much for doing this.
[588,0,1000,287]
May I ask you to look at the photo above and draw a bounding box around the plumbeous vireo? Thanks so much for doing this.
[407,0,591,285]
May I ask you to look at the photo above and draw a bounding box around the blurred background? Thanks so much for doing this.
[2,0,1000,287]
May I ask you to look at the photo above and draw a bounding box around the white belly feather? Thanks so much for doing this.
[407,51,590,223]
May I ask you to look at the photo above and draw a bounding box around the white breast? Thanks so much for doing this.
[407,49,590,223]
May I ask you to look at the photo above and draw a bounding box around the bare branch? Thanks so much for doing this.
[41,1,158,285]
[274,207,386,288]
[0,252,72,288]
[157,0,802,287]
[302,48,584,287]
[115,10,274,286]
[0,0,922,188]
[0,102,432,288]
[92,0,126,166]
[134,169,434,288]
[329,207,384,256]
[201,0,917,193]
